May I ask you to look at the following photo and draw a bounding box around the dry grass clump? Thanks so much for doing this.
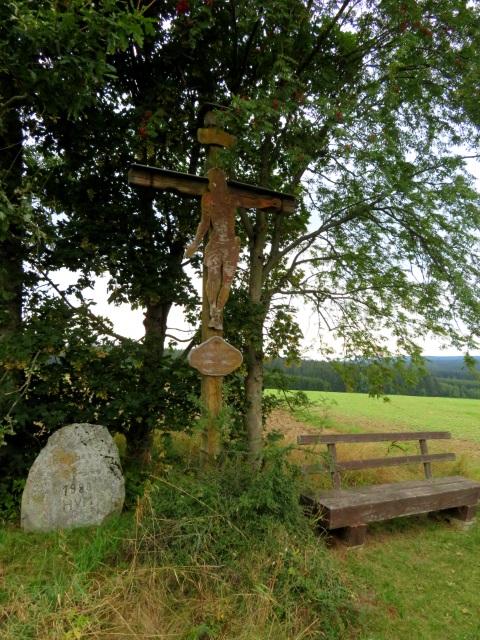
[115,455,358,639]
[0,448,358,640]
[295,431,475,493]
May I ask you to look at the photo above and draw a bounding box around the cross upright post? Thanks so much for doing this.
[197,108,234,465]
[128,107,296,467]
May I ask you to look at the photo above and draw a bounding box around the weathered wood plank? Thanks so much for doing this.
[297,431,451,445]
[129,165,208,196]
[128,164,297,215]
[302,452,456,475]
[301,476,480,529]
[309,476,480,506]
[335,452,455,471]
[197,127,237,148]
[321,475,475,496]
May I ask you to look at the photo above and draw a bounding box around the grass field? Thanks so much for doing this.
[1,393,480,639]
[284,391,480,440]
[271,390,480,639]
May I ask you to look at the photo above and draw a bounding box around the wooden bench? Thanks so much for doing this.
[297,431,480,548]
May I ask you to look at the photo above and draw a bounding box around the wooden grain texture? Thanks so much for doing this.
[200,374,222,468]
[312,452,455,473]
[128,164,297,215]
[302,476,480,529]
[198,127,224,468]
[301,452,456,475]
[197,127,237,148]
[297,431,451,445]
[188,336,243,376]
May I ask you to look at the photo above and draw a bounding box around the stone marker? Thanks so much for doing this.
[21,423,125,532]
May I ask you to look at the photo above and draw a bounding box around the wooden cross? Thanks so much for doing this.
[128,110,296,465]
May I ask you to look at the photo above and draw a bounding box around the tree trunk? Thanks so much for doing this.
[0,97,24,336]
[124,191,174,467]
[143,300,170,362]
[244,341,265,456]
[244,210,268,458]
[124,299,172,467]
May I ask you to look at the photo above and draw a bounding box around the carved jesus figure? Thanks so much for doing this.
[184,167,280,330]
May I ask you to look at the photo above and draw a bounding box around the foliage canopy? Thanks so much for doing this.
[1,0,479,488]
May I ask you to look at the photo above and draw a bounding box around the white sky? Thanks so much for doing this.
[70,274,477,358]
[52,157,480,359]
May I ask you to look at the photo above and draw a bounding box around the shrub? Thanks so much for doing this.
[131,447,358,639]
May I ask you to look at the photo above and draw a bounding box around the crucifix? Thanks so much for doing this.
[128,108,296,466]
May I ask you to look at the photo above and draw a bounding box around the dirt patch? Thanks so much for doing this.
[265,409,318,444]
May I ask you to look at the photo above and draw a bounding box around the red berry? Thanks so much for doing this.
[176,0,189,14]
[336,110,343,120]
[294,91,305,104]
[272,101,279,110]
[400,21,408,33]
[139,128,147,137]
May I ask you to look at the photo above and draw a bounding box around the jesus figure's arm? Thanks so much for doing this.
[184,194,212,258]
[235,195,282,211]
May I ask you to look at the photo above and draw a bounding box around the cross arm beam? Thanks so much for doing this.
[128,164,296,215]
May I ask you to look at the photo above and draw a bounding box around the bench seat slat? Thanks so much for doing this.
[297,431,451,445]
[319,475,473,496]
[301,452,456,475]
[302,476,480,529]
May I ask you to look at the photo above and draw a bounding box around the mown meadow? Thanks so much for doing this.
[296,391,480,439]
[1,392,479,639]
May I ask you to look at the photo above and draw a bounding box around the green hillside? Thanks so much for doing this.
[265,356,480,399]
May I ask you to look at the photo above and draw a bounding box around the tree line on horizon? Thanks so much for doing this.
[266,356,480,399]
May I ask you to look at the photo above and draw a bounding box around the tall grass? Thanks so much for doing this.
[0,447,358,639]
[2,393,480,639]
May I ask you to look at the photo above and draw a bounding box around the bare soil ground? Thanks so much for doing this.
[265,408,317,443]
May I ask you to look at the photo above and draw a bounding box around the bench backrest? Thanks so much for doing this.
[297,431,455,489]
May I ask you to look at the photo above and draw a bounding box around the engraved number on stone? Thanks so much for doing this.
[63,483,90,496]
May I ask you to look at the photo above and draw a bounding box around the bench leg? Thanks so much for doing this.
[334,525,367,548]
[440,505,477,529]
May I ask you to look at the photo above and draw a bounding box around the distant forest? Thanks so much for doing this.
[265,356,480,399]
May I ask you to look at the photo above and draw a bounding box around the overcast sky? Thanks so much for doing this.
[53,157,480,359]
[71,274,477,358]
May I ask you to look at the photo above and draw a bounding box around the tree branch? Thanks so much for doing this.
[296,0,356,76]
[0,93,28,110]
[39,271,134,343]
